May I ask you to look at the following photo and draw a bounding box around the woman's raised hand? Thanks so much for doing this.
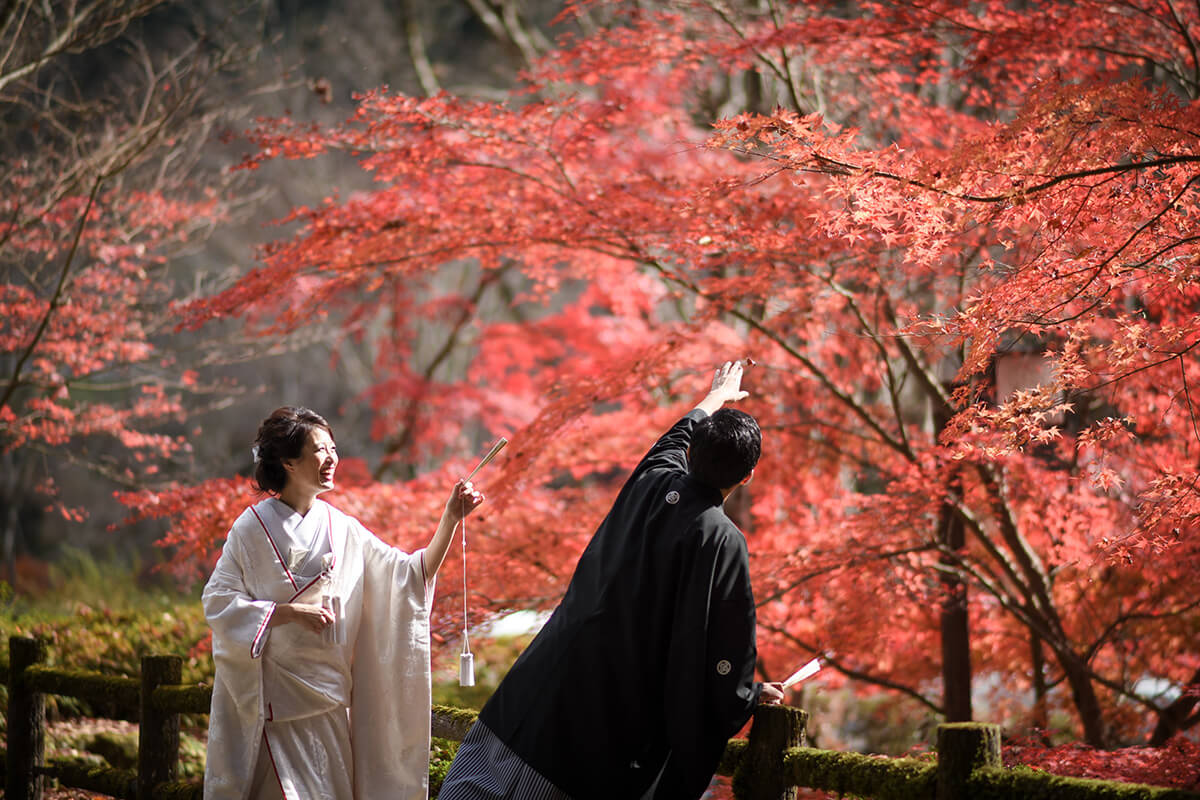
[445,479,485,523]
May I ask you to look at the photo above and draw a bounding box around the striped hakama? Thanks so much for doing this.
[438,721,571,800]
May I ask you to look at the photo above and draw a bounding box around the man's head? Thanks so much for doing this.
[688,408,761,491]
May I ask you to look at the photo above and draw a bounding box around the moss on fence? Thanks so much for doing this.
[151,684,212,715]
[785,746,937,800]
[44,755,135,799]
[968,766,1200,800]
[152,779,204,799]
[717,738,748,777]
[431,703,478,741]
[25,666,140,718]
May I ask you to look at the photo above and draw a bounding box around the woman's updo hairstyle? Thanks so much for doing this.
[252,407,332,494]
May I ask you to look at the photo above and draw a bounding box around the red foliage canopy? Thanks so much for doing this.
[135,0,1200,755]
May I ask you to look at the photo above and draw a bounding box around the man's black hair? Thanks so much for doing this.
[688,408,761,490]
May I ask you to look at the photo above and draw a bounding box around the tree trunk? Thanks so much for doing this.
[1149,667,1200,745]
[939,479,971,721]
[1030,633,1050,745]
[936,401,972,722]
[1056,648,1109,747]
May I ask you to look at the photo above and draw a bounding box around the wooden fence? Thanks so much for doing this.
[5,636,1199,800]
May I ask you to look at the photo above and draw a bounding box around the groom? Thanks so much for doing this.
[439,360,782,800]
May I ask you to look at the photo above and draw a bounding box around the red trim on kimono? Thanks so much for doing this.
[252,506,299,592]
[251,605,272,659]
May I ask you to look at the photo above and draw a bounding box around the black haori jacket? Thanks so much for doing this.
[479,410,762,800]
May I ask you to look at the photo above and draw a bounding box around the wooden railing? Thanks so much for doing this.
[5,636,1200,800]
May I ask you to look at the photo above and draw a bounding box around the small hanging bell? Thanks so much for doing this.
[459,637,475,687]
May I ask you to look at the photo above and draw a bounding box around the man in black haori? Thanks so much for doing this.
[439,360,783,800]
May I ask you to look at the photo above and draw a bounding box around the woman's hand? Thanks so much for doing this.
[270,602,334,634]
[425,479,487,582]
[444,479,485,524]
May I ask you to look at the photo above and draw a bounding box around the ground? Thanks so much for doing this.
[38,717,144,799]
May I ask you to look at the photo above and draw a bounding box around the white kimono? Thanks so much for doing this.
[203,497,434,800]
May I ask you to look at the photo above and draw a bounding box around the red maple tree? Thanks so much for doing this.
[138,0,1200,758]
[0,2,271,582]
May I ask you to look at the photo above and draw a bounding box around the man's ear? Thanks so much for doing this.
[739,468,754,487]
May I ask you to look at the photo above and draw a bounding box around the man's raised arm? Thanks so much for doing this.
[633,360,753,478]
[694,360,750,416]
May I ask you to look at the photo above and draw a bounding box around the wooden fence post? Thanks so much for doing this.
[7,635,46,800]
[936,722,1000,800]
[732,704,808,800]
[137,654,182,800]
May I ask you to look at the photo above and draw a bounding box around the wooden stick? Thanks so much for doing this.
[464,437,508,482]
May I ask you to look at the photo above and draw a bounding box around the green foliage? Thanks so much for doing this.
[43,755,136,799]
[432,633,534,710]
[44,725,206,779]
[0,558,211,682]
[80,731,138,770]
[429,736,460,798]
[432,677,495,711]
[0,558,210,733]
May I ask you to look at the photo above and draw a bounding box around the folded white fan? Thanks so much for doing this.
[781,658,822,689]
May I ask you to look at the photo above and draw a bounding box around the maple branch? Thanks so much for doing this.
[822,278,911,442]
[6,17,243,246]
[23,440,155,492]
[0,0,161,94]
[976,464,1061,623]
[1162,0,1200,92]
[753,544,937,607]
[1088,337,1200,392]
[765,0,807,113]
[929,542,1095,691]
[1021,175,1200,327]
[1150,666,1200,744]
[1084,595,1200,668]
[374,267,508,480]
[644,258,916,461]
[0,190,21,252]
[461,0,545,68]
[734,142,1200,206]
[0,176,102,417]
[944,502,1038,622]
[400,0,440,97]
[757,622,942,713]
[702,0,798,107]
[929,553,1149,725]
[1180,353,1200,449]
[784,417,906,475]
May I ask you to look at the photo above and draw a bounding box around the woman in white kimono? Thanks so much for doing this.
[202,406,483,800]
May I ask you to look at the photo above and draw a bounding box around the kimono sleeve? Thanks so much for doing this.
[349,519,434,800]
[202,516,276,661]
[632,409,708,480]
[656,524,760,800]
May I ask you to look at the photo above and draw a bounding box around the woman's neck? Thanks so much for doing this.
[277,487,317,517]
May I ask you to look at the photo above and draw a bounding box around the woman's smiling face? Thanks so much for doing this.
[284,426,338,496]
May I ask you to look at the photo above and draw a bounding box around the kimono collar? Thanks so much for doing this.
[684,474,726,507]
